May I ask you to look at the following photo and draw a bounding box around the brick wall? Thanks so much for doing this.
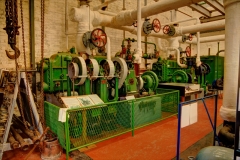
[0,0,224,70]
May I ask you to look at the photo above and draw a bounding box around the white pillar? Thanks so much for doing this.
[220,0,240,122]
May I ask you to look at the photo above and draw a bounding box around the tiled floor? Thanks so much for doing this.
[2,98,223,160]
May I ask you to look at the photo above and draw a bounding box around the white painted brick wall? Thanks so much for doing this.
[0,0,224,70]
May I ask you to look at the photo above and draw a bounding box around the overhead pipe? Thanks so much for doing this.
[220,0,240,122]
[182,35,225,44]
[107,19,225,40]
[109,0,203,27]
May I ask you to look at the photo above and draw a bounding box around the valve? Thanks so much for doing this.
[185,46,191,57]
[152,18,161,33]
[182,35,187,42]
[91,28,107,47]
[163,25,175,36]
[132,21,137,27]
[143,19,152,34]
[188,33,193,41]
[143,18,161,35]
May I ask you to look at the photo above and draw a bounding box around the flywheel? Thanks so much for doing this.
[172,70,188,83]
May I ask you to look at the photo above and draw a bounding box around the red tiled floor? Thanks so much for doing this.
[84,98,223,160]
[2,98,223,160]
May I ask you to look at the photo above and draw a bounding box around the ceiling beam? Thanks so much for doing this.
[204,0,225,15]
[189,3,211,17]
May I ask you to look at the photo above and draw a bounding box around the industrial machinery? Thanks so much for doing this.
[200,55,224,86]
[152,47,211,92]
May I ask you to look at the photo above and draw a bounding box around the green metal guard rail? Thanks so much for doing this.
[44,89,179,159]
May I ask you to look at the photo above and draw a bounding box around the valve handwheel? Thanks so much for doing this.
[152,18,161,33]
[91,28,107,48]
[163,25,170,34]
[188,34,193,41]
[132,21,137,27]
[185,46,191,57]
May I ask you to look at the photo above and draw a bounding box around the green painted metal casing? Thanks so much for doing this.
[41,52,79,93]
[200,55,224,85]
[152,58,193,83]
[125,70,137,93]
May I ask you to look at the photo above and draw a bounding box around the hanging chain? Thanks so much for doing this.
[4,0,28,129]
[20,0,37,131]
[4,0,21,59]
[40,0,46,129]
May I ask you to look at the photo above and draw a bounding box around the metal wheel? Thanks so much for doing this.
[152,18,161,33]
[141,71,159,91]
[163,25,170,34]
[91,28,107,48]
[185,46,191,57]
[172,70,188,83]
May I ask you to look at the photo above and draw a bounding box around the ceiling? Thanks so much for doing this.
[189,0,225,23]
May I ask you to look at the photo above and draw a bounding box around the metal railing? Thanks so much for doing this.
[176,94,219,160]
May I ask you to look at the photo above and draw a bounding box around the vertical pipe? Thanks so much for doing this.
[220,0,240,122]
[29,0,36,94]
[134,0,142,77]
[137,0,141,53]
[123,0,126,39]
[107,37,111,60]
[65,0,69,50]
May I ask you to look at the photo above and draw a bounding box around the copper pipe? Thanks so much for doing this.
[10,126,29,151]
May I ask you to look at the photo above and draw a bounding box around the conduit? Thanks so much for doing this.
[183,35,225,44]
[135,0,142,64]
[109,0,203,26]
[108,19,225,40]
[220,0,240,122]
[133,0,142,77]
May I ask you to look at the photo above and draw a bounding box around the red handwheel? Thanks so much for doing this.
[188,34,193,41]
[163,25,170,34]
[152,18,161,33]
[185,46,191,57]
[91,28,107,47]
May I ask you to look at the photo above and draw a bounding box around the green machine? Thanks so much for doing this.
[200,55,224,85]
[152,55,211,92]
[37,52,78,93]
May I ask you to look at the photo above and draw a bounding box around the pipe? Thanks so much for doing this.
[8,132,19,149]
[65,0,69,50]
[163,17,199,26]
[167,47,187,68]
[180,19,225,35]
[196,30,201,66]
[109,0,203,26]
[106,37,111,60]
[29,0,36,95]
[183,35,225,44]
[10,126,29,151]
[220,0,240,122]
[70,4,95,54]
[134,0,142,64]
[110,19,225,39]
